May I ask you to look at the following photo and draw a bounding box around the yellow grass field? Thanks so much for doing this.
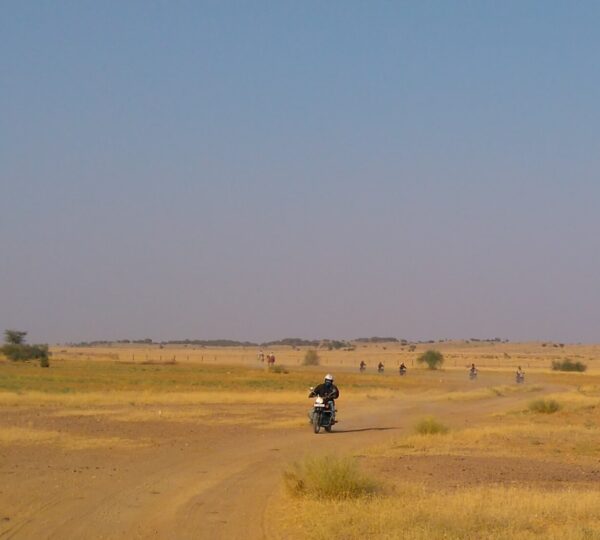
[2,341,600,539]
[49,339,600,372]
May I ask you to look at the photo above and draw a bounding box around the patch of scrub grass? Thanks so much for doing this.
[268,364,289,374]
[414,417,449,435]
[442,384,542,402]
[280,484,600,540]
[284,455,379,500]
[372,422,600,461]
[0,426,146,450]
[0,359,428,396]
[528,399,561,414]
[552,359,587,372]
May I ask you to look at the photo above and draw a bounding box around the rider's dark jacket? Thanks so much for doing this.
[309,383,339,401]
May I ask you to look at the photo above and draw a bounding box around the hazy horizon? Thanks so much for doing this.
[2,3,599,344]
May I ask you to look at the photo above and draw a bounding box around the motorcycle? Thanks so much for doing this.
[377,365,384,374]
[359,364,366,373]
[516,372,525,384]
[399,366,407,376]
[309,389,335,434]
[469,369,478,380]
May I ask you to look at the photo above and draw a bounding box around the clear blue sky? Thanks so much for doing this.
[2,2,599,343]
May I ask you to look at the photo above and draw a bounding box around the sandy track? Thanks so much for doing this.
[0,379,553,540]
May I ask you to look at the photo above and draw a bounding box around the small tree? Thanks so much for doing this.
[417,349,444,370]
[2,330,50,367]
[303,350,320,366]
[4,330,27,345]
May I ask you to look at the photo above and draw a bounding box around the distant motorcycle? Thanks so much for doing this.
[359,363,366,373]
[309,389,335,434]
[377,364,384,374]
[399,366,407,376]
[516,371,525,384]
[469,369,478,381]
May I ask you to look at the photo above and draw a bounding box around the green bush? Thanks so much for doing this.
[1,330,50,367]
[284,455,378,499]
[414,417,449,435]
[303,350,320,366]
[417,350,444,370]
[551,359,587,372]
[528,399,561,414]
[2,343,50,362]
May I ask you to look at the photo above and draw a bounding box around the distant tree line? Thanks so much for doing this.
[65,336,515,348]
[355,337,399,343]
[262,338,320,348]
[467,338,509,343]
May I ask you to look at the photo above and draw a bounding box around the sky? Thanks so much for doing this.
[1,2,599,344]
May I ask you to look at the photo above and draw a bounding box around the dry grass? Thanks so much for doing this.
[284,455,379,499]
[0,426,146,449]
[280,377,600,538]
[413,417,449,435]
[280,484,600,540]
[0,390,303,407]
[528,398,561,413]
[440,384,543,402]
[375,423,600,461]
[45,341,600,374]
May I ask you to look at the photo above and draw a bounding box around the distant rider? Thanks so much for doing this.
[378,361,384,373]
[309,374,340,423]
[359,360,366,372]
[399,362,407,375]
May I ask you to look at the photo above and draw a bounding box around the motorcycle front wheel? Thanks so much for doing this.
[313,412,321,434]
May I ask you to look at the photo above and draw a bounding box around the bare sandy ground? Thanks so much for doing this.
[0,375,583,540]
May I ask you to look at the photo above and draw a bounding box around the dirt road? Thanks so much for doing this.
[0,374,553,540]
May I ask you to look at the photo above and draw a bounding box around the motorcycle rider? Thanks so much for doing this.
[516,365,525,381]
[378,361,384,373]
[359,360,366,372]
[309,374,340,423]
[399,362,407,375]
[469,363,478,377]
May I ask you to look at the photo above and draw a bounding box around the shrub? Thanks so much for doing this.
[2,330,51,367]
[4,330,27,345]
[551,359,587,372]
[417,349,444,370]
[414,417,449,435]
[528,399,561,414]
[283,456,378,499]
[303,350,320,366]
[269,364,288,374]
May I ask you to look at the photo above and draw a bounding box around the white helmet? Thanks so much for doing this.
[324,373,334,383]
